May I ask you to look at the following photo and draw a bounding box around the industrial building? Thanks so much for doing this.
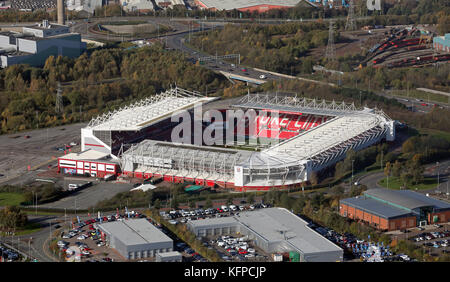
[433,33,450,53]
[194,0,302,13]
[340,189,450,231]
[187,207,344,262]
[97,218,174,260]
[121,0,155,12]
[67,0,103,14]
[0,20,86,68]
[155,251,183,262]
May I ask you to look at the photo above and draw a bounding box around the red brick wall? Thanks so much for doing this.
[339,203,417,231]
[429,211,450,223]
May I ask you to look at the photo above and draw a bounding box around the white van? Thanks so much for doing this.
[221,205,229,212]
[68,184,79,190]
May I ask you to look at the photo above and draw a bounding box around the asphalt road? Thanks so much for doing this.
[39,181,134,210]
[358,159,450,197]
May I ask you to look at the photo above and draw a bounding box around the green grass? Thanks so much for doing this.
[418,128,450,142]
[378,176,438,191]
[0,193,25,206]
[0,222,42,236]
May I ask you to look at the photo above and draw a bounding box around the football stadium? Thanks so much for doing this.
[58,87,396,191]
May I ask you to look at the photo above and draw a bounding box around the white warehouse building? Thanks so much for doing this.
[97,218,174,260]
[187,207,344,262]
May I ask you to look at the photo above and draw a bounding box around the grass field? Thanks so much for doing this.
[0,192,24,206]
[418,128,450,142]
[378,176,438,191]
[0,222,42,236]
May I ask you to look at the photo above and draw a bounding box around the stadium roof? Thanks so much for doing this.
[340,196,414,219]
[364,189,450,211]
[123,139,253,182]
[196,0,302,10]
[258,111,387,167]
[234,93,358,117]
[86,87,218,131]
[97,218,172,246]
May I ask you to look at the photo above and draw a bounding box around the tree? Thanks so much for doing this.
[392,160,402,178]
[0,206,28,230]
[226,195,233,205]
[246,193,255,204]
[384,162,392,177]
[153,199,161,210]
[205,197,212,209]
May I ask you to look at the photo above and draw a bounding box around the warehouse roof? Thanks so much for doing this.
[188,208,342,256]
[197,0,302,10]
[364,189,450,211]
[98,219,172,246]
[236,208,342,255]
[340,196,414,219]
[61,149,111,161]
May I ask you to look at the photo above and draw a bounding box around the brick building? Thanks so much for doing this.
[340,189,450,231]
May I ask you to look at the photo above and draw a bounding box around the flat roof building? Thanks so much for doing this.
[340,189,450,231]
[187,207,343,262]
[0,20,86,68]
[97,218,174,260]
[58,149,120,178]
[155,251,183,262]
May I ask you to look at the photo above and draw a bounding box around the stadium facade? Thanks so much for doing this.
[59,87,396,191]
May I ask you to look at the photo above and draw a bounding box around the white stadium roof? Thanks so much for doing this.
[197,0,302,10]
[264,111,385,165]
[86,87,218,131]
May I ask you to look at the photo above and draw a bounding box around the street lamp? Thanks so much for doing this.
[436,162,439,192]
[351,160,355,188]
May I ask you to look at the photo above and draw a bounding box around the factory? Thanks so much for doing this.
[0,20,86,68]
[0,1,85,68]
[121,0,156,12]
[97,218,175,260]
[67,0,103,14]
[340,189,450,231]
[187,207,343,262]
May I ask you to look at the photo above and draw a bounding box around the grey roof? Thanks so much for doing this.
[189,208,342,255]
[364,189,450,211]
[187,216,238,229]
[340,196,414,219]
[155,251,182,258]
[396,190,450,211]
[197,0,302,10]
[98,218,172,246]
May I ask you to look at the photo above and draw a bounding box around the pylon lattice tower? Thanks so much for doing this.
[55,81,63,114]
[345,0,356,31]
[325,21,336,62]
